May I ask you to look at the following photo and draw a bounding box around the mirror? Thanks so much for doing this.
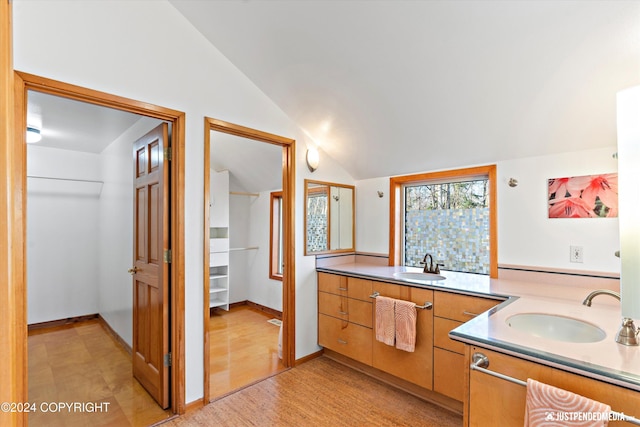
[304,180,355,255]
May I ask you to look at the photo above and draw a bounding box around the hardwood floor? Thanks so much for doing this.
[166,356,463,426]
[28,319,172,427]
[209,305,287,400]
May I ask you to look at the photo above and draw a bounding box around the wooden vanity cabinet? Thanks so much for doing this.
[433,291,500,401]
[318,273,373,365]
[465,346,639,427]
[317,271,502,409]
[371,282,434,390]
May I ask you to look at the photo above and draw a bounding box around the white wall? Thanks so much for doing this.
[355,147,620,274]
[228,178,250,304]
[98,117,163,347]
[13,0,328,402]
[497,147,619,272]
[27,145,102,323]
[245,189,282,312]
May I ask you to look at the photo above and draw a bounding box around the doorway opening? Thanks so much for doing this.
[16,71,186,416]
[203,118,295,402]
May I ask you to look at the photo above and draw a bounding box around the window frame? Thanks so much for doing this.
[270,190,284,281]
[389,165,498,278]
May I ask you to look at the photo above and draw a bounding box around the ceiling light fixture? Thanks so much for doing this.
[306,147,319,172]
[26,126,42,144]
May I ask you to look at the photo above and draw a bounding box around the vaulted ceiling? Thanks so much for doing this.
[170,0,640,180]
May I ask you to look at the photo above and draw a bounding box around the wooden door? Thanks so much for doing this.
[131,123,170,408]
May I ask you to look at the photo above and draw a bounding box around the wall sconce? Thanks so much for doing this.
[616,85,640,345]
[26,126,42,143]
[306,147,319,172]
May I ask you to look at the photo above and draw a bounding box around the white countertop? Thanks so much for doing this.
[317,263,640,391]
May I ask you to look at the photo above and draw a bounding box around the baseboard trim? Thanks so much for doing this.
[294,349,323,366]
[229,300,247,310]
[98,314,132,355]
[246,300,282,320]
[28,313,99,334]
[210,300,283,320]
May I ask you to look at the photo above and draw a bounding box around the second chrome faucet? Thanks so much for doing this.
[582,289,639,346]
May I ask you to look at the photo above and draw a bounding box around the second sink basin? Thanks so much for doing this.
[393,272,446,282]
[506,313,606,343]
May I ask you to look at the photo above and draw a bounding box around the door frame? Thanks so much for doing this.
[14,71,187,415]
[1,4,26,426]
[203,117,296,403]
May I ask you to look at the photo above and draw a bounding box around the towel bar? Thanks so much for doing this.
[470,352,640,425]
[369,292,433,310]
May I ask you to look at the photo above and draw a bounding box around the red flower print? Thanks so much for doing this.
[548,196,596,218]
[579,174,618,210]
[548,174,618,218]
[548,178,573,198]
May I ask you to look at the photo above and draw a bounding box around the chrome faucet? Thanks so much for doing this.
[582,289,620,307]
[420,253,444,274]
[582,289,639,346]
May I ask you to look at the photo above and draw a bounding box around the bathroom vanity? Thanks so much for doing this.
[316,260,640,425]
[316,267,503,413]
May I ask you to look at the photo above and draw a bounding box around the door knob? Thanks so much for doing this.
[127,267,139,274]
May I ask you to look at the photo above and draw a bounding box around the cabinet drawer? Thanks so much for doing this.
[434,317,464,354]
[434,291,500,322]
[346,277,373,301]
[318,272,346,295]
[317,273,373,302]
[319,314,372,365]
[318,291,372,328]
[433,347,465,401]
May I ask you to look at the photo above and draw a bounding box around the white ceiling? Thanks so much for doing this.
[170,0,640,180]
[27,90,142,153]
[27,90,282,193]
[210,131,283,193]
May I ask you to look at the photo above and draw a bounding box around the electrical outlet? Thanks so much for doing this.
[570,245,583,263]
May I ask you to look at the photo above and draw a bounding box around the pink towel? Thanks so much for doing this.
[525,378,611,426]
[394,299,417,352]
[375,296,395,346]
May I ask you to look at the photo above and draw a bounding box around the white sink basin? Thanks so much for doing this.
[506,313,606,343]
[393,272,446,282]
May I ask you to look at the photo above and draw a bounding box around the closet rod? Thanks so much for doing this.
[470,352,640,425]
[27,175,104,184]
[229,191,259,197]
[229,246,259,252]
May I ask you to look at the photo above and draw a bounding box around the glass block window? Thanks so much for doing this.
[403,179,490,274]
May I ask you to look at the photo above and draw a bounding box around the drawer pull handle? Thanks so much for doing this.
[337,339,347,344]
[338,311,348,315]
[463,311,480,317]
[337,287,348,291]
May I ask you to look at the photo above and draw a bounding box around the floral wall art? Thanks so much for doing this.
[548,174,618,218]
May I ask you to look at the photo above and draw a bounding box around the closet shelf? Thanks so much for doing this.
[210,287,227,294]
[210,274,228,280]
[27,175,103,184]
[27,175,104,196]
[210,300,228,308]
[230,191,259,197]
